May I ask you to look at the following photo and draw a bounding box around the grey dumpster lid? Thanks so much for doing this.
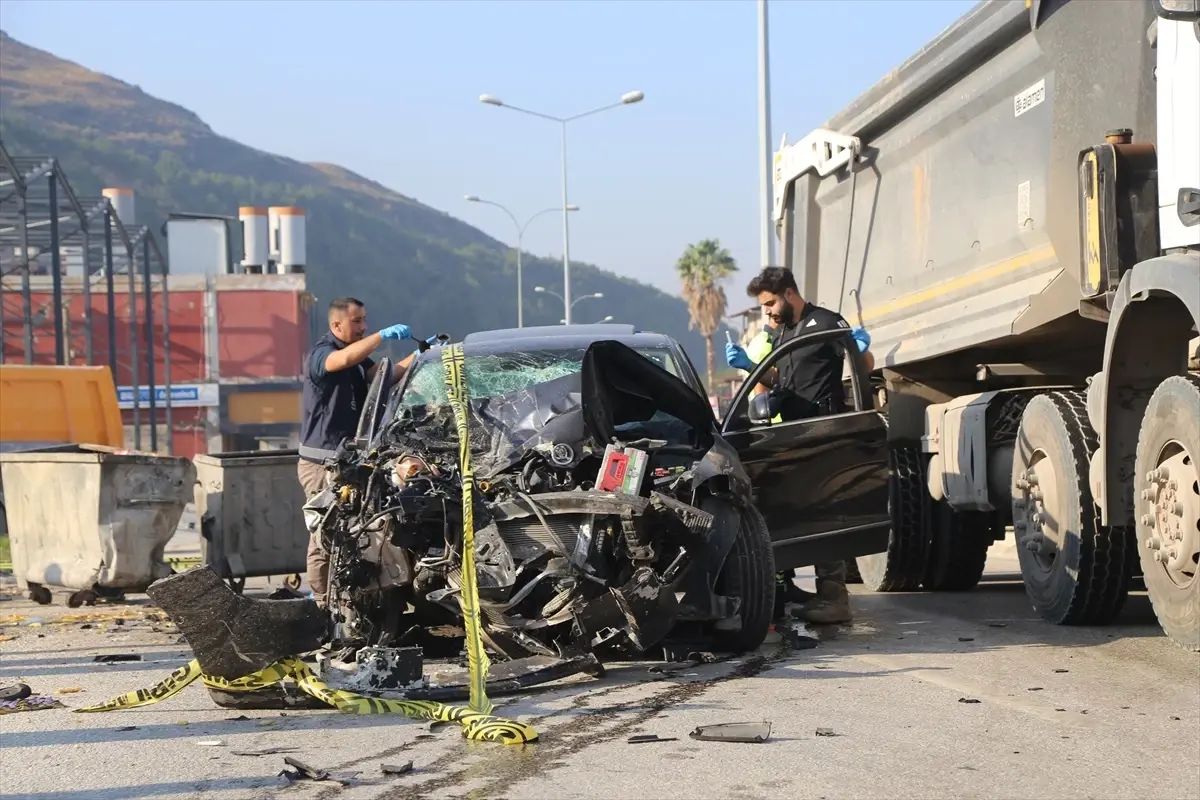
[0,444,190,466]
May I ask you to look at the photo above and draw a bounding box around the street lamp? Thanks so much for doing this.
[595,315,614,324]
[464,196,579,328]
[480,90,645,323]
[535,286,603,323]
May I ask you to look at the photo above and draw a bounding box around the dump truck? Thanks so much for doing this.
[766,0,1199,649]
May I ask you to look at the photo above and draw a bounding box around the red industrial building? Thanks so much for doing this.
[1,272,314,460]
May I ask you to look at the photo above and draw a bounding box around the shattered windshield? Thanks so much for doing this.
[387,346,684,477]
[399,347,680,408]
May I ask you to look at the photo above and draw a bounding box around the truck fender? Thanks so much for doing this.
[1088,253,1200,526]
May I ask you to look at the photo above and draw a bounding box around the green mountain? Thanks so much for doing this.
[0,30,726,381]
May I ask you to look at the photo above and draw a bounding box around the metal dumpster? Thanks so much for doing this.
[0,445,195,605]
[193,449,307,592]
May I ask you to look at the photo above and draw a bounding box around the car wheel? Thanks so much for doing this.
[709,499,775,652]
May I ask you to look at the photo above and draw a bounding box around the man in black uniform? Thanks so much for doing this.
[725,267,874,624]
[299,297,416,606]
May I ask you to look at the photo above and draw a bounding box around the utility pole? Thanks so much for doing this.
[758,0,776,267]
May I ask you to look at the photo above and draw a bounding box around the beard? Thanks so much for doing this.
[770,303,795,327]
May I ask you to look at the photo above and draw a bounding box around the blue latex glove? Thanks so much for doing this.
[379,324,412,341]
[726,342,754,371]
[851,326,871,353]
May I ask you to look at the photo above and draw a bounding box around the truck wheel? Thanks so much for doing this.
[710,501,776,652]
[858,446,930,592]
[1012,391,1132,625]
[1134,375,1200,652]
[923,501,993,591]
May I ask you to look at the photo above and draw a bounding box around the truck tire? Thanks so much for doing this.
[1012,391,1132,625]
[1133,375,1200,652]
[923,501,993,591]
[858,446,930,592]
[710,501,776,652]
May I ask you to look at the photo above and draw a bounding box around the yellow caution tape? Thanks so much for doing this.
[70,341,538,745]
[441,343,493,716]
[73,657,538,744]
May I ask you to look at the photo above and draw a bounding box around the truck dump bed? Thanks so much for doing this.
[784,0,1158,370]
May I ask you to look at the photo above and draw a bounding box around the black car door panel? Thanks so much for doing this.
[720,328,890,570]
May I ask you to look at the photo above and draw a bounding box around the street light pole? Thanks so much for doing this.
[465,197,578,327]
[480,90,645,324]
[535,286,603,323]
[758,0,776,267]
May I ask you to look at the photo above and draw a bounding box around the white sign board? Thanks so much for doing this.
[118,383,219,409]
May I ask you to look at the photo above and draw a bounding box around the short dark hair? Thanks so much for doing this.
[746,267,798,298]
[328,297,365,319]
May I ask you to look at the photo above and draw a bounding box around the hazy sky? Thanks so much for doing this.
[4,0,975,297]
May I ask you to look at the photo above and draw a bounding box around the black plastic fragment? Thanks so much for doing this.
[381,761,414,775]
[93,654,142,663]
[628,734,679,744]
[146,567,330,680]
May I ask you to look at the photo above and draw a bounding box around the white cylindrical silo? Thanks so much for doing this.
[239,206,269,273]
[267,206,284,265]
[277,207,307,273]
[102,187,136,228]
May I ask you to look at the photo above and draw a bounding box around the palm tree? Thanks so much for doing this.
[675,239,738,390]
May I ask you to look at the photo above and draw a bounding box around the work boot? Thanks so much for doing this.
[800,584,852,625]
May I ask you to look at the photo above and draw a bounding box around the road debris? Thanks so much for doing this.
[56,687,83,694]
[232,748,299,757]
[689,721,772,743]
[381,761,414,776]
[115,726,138,732]
[1,695,65,714]
[197,740,226,747]
[93,654,142,663]
[958,698,981,704]
[1054,668,1069,673]
[628,734,679,744]
[0,683,33,702]
[815,727,838,737]
[280,756,329,782]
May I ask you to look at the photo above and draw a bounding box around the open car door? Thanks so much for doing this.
[719,328,890,570]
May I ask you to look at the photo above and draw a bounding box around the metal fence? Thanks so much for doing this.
[0,138,174,453]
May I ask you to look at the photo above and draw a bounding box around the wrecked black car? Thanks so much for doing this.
[305,323,891,662]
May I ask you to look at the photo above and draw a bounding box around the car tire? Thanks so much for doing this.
[1012,391,1132,625]
[1133,375,1200,652]
[923,501,993,591]
[858,446,930,592]
[710,500,776,652]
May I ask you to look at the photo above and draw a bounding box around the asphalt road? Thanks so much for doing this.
[2,551,1198,800]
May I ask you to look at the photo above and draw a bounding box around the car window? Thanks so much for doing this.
[723,330,862,432]
[400,346,681,407]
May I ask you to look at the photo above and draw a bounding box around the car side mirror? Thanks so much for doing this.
[749,392,774,424]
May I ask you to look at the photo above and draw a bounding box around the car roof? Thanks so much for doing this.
[459,324,677,354]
